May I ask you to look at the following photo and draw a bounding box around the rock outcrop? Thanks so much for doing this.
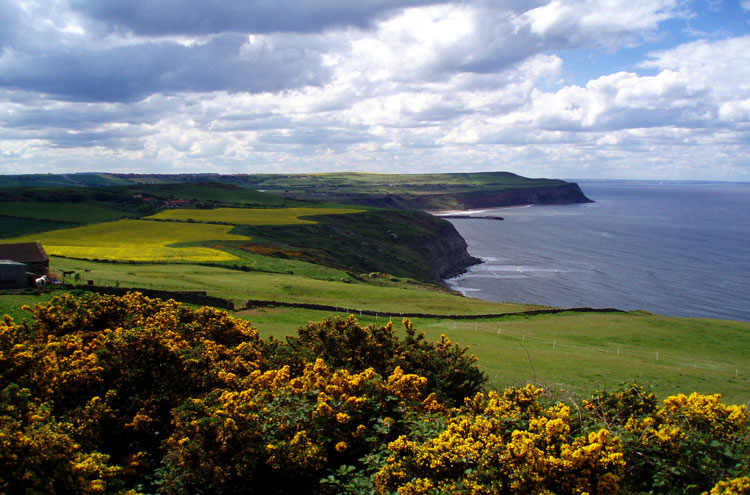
[424,222,481,281]
[296,182,592,211]
[451,183,591,209]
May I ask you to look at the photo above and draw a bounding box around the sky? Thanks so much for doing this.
[1,0,749,180]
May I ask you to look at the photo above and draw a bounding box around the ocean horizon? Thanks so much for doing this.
[444,180,750,322]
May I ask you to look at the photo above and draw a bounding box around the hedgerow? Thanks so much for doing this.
[0,292,747,494]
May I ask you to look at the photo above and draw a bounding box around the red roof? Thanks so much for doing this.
[0,241,49,263]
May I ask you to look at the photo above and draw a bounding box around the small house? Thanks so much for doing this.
[0,260,27,289]
[0,241,50,277]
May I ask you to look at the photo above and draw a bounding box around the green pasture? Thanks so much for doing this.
[0,201,126,223]
[147,206,365,225]
[238,307,750,404]
[0,216,74,238]
[47,257,539,315]
[131,182,289,205]
[0,173,135,189]
[413,312,750,405]
[0,292,57,322]
[5,220,249,262]
[2,284,747,403]
[239,172,565,195]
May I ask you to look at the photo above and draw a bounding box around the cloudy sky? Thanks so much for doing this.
[1,0,749,180]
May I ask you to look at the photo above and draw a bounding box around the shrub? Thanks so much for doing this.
[0,292,263,493]
[584,385,750,495]
[161,360,438,495]
[1,293,747,495]
[375,385,626,495]
[266,315,487,406]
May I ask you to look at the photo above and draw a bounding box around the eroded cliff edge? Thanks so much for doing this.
[449,182,591,209]
[424,222,482,281]
[290,182,592,211]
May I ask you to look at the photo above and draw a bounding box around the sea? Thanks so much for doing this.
[443,181,750,322]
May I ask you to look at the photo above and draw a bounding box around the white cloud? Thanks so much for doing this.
[525,0,680,48]
[0,0,749,180]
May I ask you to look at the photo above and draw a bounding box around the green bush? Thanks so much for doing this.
[265,315,487,406]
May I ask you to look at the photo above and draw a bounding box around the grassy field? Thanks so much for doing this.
[2,287,747,403]
[0,201,126,223]
[6,220,249,262]
[0,173,136,189]
[239,172,566,195]
[130,182,293,206]
[147,206,365,225]
[0,176,747,405]
[235,307,750,404]
[0,216,75,238]
[416,312,750,404]
[47,257,538,314]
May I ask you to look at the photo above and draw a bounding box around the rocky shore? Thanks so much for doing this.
[424,222,482,281]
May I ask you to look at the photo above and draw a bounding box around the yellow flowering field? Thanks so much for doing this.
[147,206,365,225]
[6,219,249,262]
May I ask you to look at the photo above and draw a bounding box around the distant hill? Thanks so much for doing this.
[0,171,591,210]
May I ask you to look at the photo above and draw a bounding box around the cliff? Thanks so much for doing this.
[423,222,482,281]
[450,182,592,209]
[286,182,592,211]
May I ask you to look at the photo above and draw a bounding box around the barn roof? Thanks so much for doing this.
[0,242,49,263]
[0,259,27,266]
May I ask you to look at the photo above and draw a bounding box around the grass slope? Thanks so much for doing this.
[5,220,249,262]
[0,201,127,223]
[232,208,465,283]
[0,216,76,238]
[130,182,293,206]
[147,206,365,225]
[47,256,537,315]
[0,178,746,404]
[238,308,750,404]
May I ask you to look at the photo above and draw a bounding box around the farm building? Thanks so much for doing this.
[0,260,27,289]
[0,241,49,277]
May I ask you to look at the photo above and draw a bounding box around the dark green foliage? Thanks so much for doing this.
[0,216,75,238]
[265,315,488,406]
[234,208,462,283]
[2,293,747,495]
[583,384,750,495]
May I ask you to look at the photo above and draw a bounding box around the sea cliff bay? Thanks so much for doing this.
[445,180,750,321]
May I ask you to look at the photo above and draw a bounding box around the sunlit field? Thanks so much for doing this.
[147,206,365,225]
[6,219,249,262]
[48,256,540,315]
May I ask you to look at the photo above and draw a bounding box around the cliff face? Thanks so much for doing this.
[420,183,590,283]
[296,182,592,211]
[452,183,592,209]
[423,222,481,281]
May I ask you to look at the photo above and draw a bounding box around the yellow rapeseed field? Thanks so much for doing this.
[147,207,364,225]
[6,219,249,262]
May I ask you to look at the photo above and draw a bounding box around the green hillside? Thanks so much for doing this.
[0,175,747,406]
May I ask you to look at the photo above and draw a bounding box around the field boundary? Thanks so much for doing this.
[61,285,625,319]
[241,298,625,320]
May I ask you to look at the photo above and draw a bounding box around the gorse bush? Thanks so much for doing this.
[584,386,750,495]
[266,315,487,406]
[0,292,747,494]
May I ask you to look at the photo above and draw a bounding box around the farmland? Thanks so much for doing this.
[0,201,126,224]
[242,308,750,403]
[0,177,749,404]
[46,256,538,315]
[7,219,249,262]
[148,206,365,225]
